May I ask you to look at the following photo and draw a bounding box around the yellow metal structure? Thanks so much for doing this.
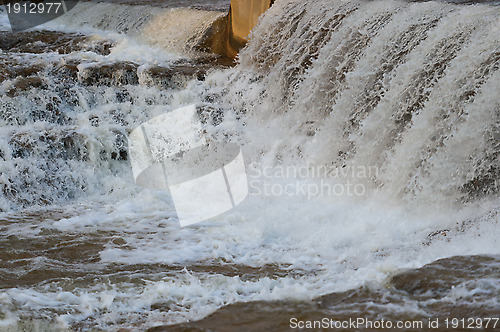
[224,0,273,57]
[199,0,273,58]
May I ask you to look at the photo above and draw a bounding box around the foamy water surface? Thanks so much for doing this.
[0,0,499,331]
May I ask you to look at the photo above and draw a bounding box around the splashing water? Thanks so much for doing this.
[0,0,498,330]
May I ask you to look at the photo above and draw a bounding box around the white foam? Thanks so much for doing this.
[0,0,499,330]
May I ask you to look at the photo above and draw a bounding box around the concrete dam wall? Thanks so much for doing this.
[227,0,274,57]
[201,0,274,58]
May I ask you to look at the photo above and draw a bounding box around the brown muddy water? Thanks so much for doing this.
[1,210,498,331]
[0,0,499,331]
[154,255,500,332]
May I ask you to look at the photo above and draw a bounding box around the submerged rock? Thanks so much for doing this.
[78,61,140,86]
[0,30,114,55]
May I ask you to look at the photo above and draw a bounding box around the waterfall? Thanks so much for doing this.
[207,0,499,207]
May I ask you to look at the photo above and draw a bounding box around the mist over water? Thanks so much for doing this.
[0,0,498,330]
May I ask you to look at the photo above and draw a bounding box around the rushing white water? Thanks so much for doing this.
[0,0,499,330]
[46,1,226,55]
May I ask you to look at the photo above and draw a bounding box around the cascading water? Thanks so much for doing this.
[0,0,498,331]
[220,0,499,204]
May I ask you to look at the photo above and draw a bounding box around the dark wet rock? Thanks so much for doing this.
[0,31,84,54]
[0,30,114,55]
[88,40,115,56]
[78,61,140,86]
[0,56,46,84]
[51,59,81,82]
[76,57,232,89]
[12,63,45,78]
[1,52,232,93]
[77,0,230,11]
[140,64,206,89]
[6,76,46,97]
[194,54,236,68]
[141,57,235,89]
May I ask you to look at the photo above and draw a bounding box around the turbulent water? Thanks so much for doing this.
[0,0,499,331]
